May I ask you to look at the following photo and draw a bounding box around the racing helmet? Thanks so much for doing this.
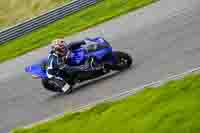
[51,38,68,56]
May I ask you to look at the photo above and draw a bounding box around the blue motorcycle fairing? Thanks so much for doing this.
[69,48,87,66]
[25,63,48,78]
[25,37,113,79]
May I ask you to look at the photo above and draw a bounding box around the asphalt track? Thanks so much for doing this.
[1,0,200,132]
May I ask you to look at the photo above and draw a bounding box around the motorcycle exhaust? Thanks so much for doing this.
[32,75,40,79]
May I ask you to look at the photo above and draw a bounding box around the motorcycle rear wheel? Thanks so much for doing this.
[41,78,73,94]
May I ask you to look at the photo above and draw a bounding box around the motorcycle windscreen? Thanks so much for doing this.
[25,63,47,78]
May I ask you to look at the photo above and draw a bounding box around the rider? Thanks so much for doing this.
[47,38,98,92]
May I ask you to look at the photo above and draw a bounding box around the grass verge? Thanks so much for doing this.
[13,73,200,133]
[0,0,72,29]
[0,0,156,63]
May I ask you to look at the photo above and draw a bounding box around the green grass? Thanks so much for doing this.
[13,73,200,133]
[0,0,155,63]
[0,0,72,29]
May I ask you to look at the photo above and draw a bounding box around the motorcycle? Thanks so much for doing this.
[25,37,132,93]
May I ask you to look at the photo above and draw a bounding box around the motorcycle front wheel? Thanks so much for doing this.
[111,51,132,71]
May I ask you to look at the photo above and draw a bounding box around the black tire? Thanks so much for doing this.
[41,78,73,94]
[112,51,132,71]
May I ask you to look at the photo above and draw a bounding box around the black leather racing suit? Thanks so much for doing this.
[47,40,95,81]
